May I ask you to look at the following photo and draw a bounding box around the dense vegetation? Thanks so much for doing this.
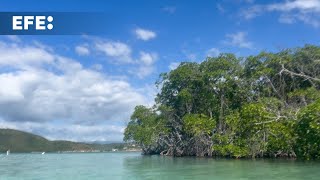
[0,129,127,152]
[124,45,320,159]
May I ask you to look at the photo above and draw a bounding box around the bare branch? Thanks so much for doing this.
[280,64,320,82]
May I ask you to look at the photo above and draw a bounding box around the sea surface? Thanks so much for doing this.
[0,152,319,180]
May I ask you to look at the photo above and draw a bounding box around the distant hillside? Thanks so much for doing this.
[0,129,131,153]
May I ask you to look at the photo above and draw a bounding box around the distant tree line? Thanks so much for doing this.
[124,45,320,159]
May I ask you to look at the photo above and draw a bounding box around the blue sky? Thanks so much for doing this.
[0,0,319,142]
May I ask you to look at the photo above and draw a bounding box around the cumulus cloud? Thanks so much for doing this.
[95,40,133,63]
[267,0,320,12]
[0,67,145,123]
[134,28,157,41]
[75,45,90,56]
[139,51,157,66]
[135,51,158,78]
[206,48,221,57]
[82,37,158,78]
[92,36,158,78]
[241,0,320,27]
[223,32,254,49]
[0,41,150,141]
[0,42,54,69]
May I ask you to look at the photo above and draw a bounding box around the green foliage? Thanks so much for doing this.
[183,114,215,136]
[125,45,320,158]
[212,142,249,158]
[295,100,320,159]
[0,129,126,152]
[124,105,168,146]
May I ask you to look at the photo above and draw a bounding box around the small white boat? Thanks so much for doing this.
[42,152,45,155]
[6,150,10,155]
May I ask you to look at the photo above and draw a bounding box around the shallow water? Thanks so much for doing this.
[0,152,319,180]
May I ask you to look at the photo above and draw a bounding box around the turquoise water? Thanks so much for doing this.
[0,152,319,180]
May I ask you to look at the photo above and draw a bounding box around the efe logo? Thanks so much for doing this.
[12,16,53,30]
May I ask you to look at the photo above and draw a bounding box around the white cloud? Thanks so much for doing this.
[6,35,21,42]
[241,5,263,19]
[139,51,157,66]
[0,63,146,123]
[0,41,151,141]
[241,0,320,27]
[267,0,320,12]
[162,6,176,14]
[135,51,158,78]
[84,37,158,78]
[187,53,197,60]
[181,49,197,60]
[75,45,90,56]
[223,32,253,49]
[217,4,225,13]
[0,42,54,69]
[278,13,297,24]
[91,64,103,71]
[206,48,220,57]
[136,66,155,79]
[95,41,133,63]
[242,0,254,3]
[134,28,157,41]
[169,62,180,70]
[0,120,125,142]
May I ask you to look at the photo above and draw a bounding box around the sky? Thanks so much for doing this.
[0,0,320,142]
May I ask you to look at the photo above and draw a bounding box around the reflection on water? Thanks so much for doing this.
[0,152,319,180]
[123,155,317,180]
